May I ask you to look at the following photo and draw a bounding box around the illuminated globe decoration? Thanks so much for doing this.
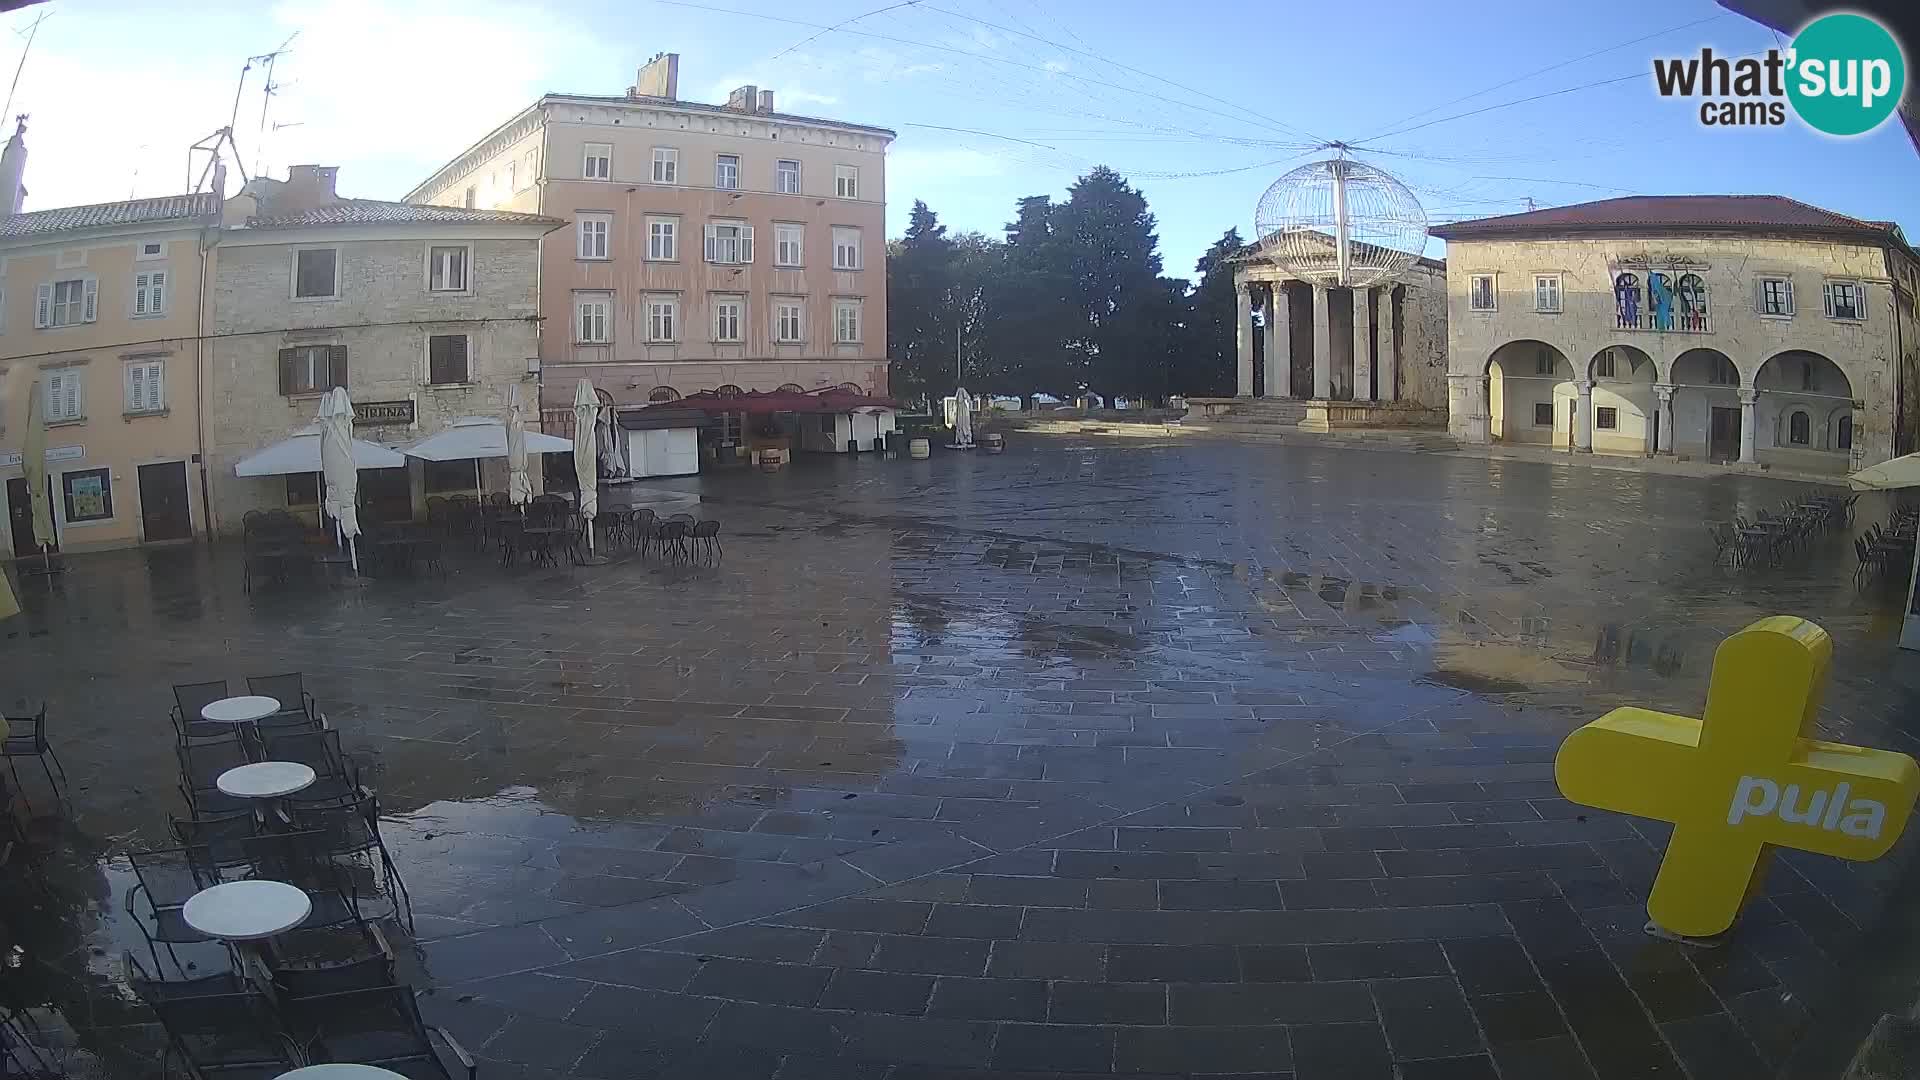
[1254,155,1427,289]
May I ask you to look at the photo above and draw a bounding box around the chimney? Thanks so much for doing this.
[0,115,27,216]
[281,165,340,210]
[758,90,775,114]
[725,85,757,113]
[630,52,679,100]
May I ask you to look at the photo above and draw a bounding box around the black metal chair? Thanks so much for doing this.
[285,986,475,1080]
[272,922,396,999]
[171,811,265,874]
[291,795,414,933]
[125,950,244,1005]
[178,736,257,818]
[126,845,220,974]
[691,519,722,565]
[654,519,690,564]
[148,990,302,1080]
[247,672,322,726]
[173,680,234,743]
[241,830,365,932]
[1,706,66,812]
[262,730,363,807]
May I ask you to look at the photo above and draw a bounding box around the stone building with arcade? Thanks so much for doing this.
[1433,196,1920,474]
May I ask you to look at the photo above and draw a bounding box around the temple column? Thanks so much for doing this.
[1311,286,1332,400]
[1235,282,1254,397]
[1265,286,1290,398]
[1352,287,1375,402]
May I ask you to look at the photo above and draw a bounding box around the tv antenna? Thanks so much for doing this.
[2,9,50,124]
[187,34,297,195]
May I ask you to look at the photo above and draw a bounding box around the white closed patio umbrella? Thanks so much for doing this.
[20,380,59,577]
[506,385,532,507]
[573,379,601,558]
[318,388,362,574]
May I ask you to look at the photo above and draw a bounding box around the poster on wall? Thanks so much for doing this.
[68,473,108,519]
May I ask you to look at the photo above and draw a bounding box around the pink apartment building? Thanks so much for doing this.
[406,54,895,416]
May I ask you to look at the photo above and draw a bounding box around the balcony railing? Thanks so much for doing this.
[1615,309,1711,334]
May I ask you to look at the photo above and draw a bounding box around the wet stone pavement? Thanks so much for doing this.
[5,434,1920,1080]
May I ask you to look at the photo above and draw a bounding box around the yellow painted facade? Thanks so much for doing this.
[1555,617,1920,938]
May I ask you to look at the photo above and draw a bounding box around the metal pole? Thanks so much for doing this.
[1332,156,1351,287]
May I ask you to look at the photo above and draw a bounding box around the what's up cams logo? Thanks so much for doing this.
[1653,12,1906,136]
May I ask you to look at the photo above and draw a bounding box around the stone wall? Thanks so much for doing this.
[204,232,543,532]
[1441,233,1913,469]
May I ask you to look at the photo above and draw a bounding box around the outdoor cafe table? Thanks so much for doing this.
[218,761,317,824]
[203,695,281,754]
[183,879,312,984]
[277,1067,410,1080]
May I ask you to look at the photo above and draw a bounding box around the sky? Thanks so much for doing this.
[4,0,1917,277]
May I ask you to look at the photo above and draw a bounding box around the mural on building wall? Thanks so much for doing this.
[1615,273,1640,329]
[1612,265,1710,334]
[1648,273,1674,331]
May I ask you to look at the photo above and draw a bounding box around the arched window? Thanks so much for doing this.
[647,386,679,403]
[775,383,804,393]
[1676,273,1708,331]
[715,384,744,398]
[1613,273,1640,329]
[838,382,863,394]
[1837,414,1854,450]
[1788,410,1812,446]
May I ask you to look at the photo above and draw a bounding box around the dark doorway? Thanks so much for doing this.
[358,468,413,524]
[6,476,56,556]
[137,461,193,542]
[1288,285,1315,398]
[1250,304,1266,398]
[1709,406,1742,462]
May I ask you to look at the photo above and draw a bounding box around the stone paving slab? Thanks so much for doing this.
[3,436,1918,1079]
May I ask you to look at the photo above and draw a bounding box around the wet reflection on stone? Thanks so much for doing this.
[3,438,1918,1079]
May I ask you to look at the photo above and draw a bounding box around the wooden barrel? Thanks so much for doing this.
[908,437,931,460]
[983,433,1005,454]
[758,447,786,472]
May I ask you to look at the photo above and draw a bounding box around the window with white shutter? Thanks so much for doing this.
[39,278,93,327]
[703,221,753,264]
[1824,279,1865,320]
[1759,277,1795,317]
[133,270,167,316]
[45,370,83,421]
[125,359,165,413]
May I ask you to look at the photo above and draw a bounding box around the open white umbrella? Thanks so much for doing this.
[1848,454,1920,651]
[404,414,570,497]
[506,385,532,507]
[573,379,600,557]
[234,426,406,475]
[20,381,57,575]
[318,388,361,574]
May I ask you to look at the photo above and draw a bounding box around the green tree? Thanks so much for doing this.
[1053,166,1166,401]
[985,195,1077,401]
[1177,227,1251,396]
[885,200,957,407]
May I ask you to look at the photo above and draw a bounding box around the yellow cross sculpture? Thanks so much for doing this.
[1555,616,1920,940]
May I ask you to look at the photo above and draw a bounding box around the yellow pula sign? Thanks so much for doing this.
[1555,616,1920,940]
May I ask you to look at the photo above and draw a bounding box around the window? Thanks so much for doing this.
[277,344,347,396]
[646,217,678,261]
[715,154,739,190]
[646,295,678,342]
[1675,273,1709,331]
[712,295,743,342]
[428,245,469,292]
[577,215,611,260]
[125,359,165,414]
[575,292,611,343]
[1707,356,1739,385]
[132,270,167,316]
[1532,402,1554,427]
[834,165,859,199]
[704,220,754,264]
[1838,414,1854,450]
[775,300,804,343]
[834,298,862,343]
[505,161,517,192]
[776,159,801,194]
[583,142,612,181]
[424,459,476,493]
[463,186,476,209]
[651,147,678,184]
[293,249,338,299]
[775,223,803,267]
[647,386,679,403]
[1533,274,1561,313]
[1469,274,1496,311]
[522,148,538,181]
[1759,277,1795,316]
[287,474,320,507]
[1824,280,1864,320]
[719,412,743,442]
[137,241,164,261]
[1788,410,1812,445]
[1534,349,1554,376]
[832,227,861,270]
[37,277,95,327]
[61,468,112,523]
[427,334,470,385]
[1596,406,1618,430]
[45,370,82,421]
[1595,352,1615,378]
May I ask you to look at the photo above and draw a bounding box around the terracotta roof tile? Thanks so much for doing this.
[244,199,562,229]
[0,192,218,239]
[1429,195,1898,242]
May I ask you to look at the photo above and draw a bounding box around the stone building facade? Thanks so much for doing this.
[404,53,894,414]
[204,166,561,532]
[1230,249,1450,417]
[1433,196,1920,474]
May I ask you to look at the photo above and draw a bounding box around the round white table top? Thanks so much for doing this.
[217,761,317,799]
[275,1067,410,1080]
[182,880,311,941]
[201,695,282,723]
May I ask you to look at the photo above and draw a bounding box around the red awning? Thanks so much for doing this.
[652,390,898,415]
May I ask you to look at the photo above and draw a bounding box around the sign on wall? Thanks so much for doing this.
[0,445,85,468]
[1555,616,1919,940]
[354,400,415,426]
